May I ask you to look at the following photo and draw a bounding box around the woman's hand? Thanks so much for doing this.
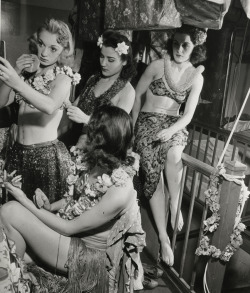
[0,57,23,89]
[67,105,89,124]
[15,54,39,75]
[4,175,26,202]
[33,188,51,211]
[156,128,175,142]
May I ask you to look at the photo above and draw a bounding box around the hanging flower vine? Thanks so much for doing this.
[195,165,249,262]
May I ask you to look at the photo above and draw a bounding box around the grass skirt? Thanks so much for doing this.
[27,237,109,293]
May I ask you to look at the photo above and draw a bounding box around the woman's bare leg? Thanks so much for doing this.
[164,145,184,231]
[0,201,71,272]
[149,174,174,266]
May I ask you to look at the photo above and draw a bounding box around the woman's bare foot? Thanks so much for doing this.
[170,205,184,231]
[159,236,174,266]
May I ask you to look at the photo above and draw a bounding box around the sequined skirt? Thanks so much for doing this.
[134,111,188,199]
[5,139,71,203]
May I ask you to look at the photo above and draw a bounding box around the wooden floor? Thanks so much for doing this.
[139,249,181,293]
[140,271,181,293]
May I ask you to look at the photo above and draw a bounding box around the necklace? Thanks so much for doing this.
[15,66,81,109]
[57,148,140,220]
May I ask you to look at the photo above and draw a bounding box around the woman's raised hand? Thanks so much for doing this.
[0,57,23,89]
[15,54,39,75]
[33,188,51,211]
[67,105,89,124]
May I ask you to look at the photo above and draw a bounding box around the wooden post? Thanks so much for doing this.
[206,160,247,293]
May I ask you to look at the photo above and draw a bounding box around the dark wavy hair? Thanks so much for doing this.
[166,25,207,65]
[84,105,134,174]
[100,30,137,80]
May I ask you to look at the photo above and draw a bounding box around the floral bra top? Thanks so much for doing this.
[149,54,204,105]
[77,73,128,116]
[15,66,81,110]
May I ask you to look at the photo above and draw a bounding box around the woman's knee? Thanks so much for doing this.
[0,201,22,223]
[167,147,184,164]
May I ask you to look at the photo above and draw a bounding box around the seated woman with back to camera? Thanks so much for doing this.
[0,105,145,293]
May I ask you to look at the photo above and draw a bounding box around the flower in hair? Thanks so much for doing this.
[195,30,207,46]
[97,35,103,48]
[115,42,129,55]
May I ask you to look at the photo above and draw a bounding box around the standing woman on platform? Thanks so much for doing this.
[0,19,80,203]
[133,25,207,266]
[66,29,136,149]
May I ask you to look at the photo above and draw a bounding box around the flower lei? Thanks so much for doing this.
[97,35,129,55]
[57,147,140,220]
[195,165,249,262]
[0,161,22,201]
[15,65,81,108]
[194,29,207,46]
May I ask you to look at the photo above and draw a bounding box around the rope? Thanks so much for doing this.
[217,19,250,167]
[217,87,250,167]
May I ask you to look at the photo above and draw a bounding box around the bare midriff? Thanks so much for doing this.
[141,88,180,116]
[17,101,63,145]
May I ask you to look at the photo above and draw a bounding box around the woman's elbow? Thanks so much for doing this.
[43,104,58,115]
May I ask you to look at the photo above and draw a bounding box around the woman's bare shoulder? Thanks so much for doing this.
[104,178,135,208]
[145,58,164,76]
[118,82,135,98]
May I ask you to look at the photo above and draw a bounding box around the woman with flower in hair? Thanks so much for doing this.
[66,29,136,149]
[0,19,81,203]
[132,25,207,266]
[0,105,145,293]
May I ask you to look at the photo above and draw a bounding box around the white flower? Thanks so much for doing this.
[130,152,140,171]
[33,76,44,90]
[113,0,120,7]
[111,167,130,186]
[123,8,131,16]
[101,174,113,187]
[97,35,103,48]
[115,42,129,55]
[65,66,73,77]
[140,12,148,23]
[72,73,81,85]
[68,185,74,196]
[67,174,78,185]
[44,69,55,81]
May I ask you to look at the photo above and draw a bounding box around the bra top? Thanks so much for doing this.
[77,73,128,115]
[149,54,204,104]
[149,76,188,105]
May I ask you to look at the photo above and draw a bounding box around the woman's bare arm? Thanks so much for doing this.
[156,74,204,141]
[0,57,71,114]
[5,179,135,236]
[167,74,203,133]
[132,61,156,126]
[0,54,35,108]
[116,83,135,114]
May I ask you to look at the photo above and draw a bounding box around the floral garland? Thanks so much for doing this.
[195,165,249,262]
[57,146,140,220]
[15,65,81,108]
